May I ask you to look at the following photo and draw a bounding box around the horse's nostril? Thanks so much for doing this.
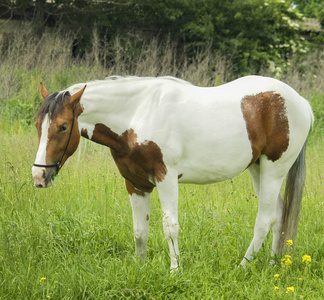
[36,183,43,188]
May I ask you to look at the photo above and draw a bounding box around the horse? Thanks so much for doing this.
[32,75,314,270]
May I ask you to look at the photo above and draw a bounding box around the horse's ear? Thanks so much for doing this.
[69,85,86,107]
[40,82,49,100]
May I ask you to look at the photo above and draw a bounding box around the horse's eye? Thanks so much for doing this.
[59,125,67,132]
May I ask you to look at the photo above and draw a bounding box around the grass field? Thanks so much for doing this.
[0,120,323,299]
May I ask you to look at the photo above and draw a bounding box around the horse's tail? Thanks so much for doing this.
[277,140,307,254]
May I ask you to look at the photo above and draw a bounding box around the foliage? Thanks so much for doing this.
[290,0,324,21]
[1,0,315,74]
[132,0,308,74]
[289,0,324,47]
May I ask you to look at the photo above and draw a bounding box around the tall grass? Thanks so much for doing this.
[0,126,323,299]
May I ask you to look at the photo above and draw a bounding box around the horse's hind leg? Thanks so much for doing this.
[271,193,284,258]
[241,159,285,266]
[247,163,284,259]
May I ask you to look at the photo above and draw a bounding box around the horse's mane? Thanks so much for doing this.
[37,91,71,121]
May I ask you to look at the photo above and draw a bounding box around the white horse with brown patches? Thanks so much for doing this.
[32,75,313,270]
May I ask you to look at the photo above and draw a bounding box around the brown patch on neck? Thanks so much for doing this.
[81,128,89,139]
[125,179,147,196]
[91,123,167,195]
[241,92,289,166]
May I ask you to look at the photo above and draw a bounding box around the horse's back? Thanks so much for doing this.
[147,76,313,184]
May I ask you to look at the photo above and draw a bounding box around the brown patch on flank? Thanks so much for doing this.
[146,214,150,221]
[178,174,183,180]
[89,124,167,195]
[241,92,289,166]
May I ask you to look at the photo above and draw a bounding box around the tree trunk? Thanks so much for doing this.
[32,0,46,34]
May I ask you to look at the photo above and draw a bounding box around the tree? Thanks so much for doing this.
[133,0,307,74]
[288,0,324,48]
[290,0,323,20]
[0,0,310,75]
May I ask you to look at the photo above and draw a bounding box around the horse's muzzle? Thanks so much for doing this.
[32,166,54,188]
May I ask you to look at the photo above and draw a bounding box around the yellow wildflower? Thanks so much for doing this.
[274,273,280,279]
[286,240,293,246]
[274,286,279,290]
[302,255,311,265]
[281,255,292,266]
[286,286,295,293]
[40,277,46,283]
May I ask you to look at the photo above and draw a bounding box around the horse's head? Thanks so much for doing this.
[32,83,86,188]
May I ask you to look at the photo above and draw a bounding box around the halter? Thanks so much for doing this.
[33,108,76,174]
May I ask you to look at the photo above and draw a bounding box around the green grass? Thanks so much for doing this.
[0,121,323,299]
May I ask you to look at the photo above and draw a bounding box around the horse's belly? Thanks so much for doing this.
[178,160,249,184]
[176,136,253,184]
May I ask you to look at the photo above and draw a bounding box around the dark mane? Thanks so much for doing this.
[37,91,71,121]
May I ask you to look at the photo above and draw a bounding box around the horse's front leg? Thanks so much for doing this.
[156,168,180,271]
[125,180,151,260]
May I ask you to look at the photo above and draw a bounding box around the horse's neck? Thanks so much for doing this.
[78,81,144,138]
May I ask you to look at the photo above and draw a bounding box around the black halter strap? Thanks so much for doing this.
[33,109,76,174]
